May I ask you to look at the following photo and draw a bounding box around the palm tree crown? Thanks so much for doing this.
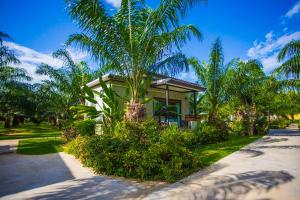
[189,38,227,123]
[275,40,300,79]
[65,0,202,106]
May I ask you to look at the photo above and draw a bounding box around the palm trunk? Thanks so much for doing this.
[125,99,146,122]
[208,101,217,124]
[4,116,12,129]
[246,103,256,136]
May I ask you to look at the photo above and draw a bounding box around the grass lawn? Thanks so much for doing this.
[179,135,262,178]
[0,122,61,140]
[193,135,262,167]
[17,137,66,155]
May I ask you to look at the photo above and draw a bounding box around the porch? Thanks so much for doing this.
[151,77,205,127]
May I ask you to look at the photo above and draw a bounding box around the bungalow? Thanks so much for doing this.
[86,74,205,127]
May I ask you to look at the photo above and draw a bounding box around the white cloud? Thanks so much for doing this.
[247,31,300,73]
[4,41,88,82]
[265,31,273,42]
[105,0,121,8]
[285,1,300,18]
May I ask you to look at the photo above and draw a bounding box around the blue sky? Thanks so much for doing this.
[1,0,300,82]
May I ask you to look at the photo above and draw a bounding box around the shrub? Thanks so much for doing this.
[193,122,228,144]
[269,119,289,129]
[114,119,159,145]
[74,119,96,136]
[230,120,246,136]
[65,120,202,182]
[254,116,268,134]
[62,126,78,141]
[160,125,196,147]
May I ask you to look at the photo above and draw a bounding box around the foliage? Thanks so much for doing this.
[65,120,201,182]
[254,116,268,134]
[0,31,32,128]
[65,0,202,120]
[189,38,230,122]
[269,119,290,129]
[160,125,196,147]
[65,123,261,182]
[274,40,300,79]
[230,120,246,136]
[74,119,96,136]
[224,59,266,135]
[35,49,100,128]
[17,137,65,155]
[72,77,123,133]
[193,122,228,144]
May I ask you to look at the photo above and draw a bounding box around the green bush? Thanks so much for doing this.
[74,119,96,136]
[193,122,228,144]
[160,125,196,147]
[230,120,246,136]
[65,120,202,182]
[254,116,268,134]
[269,119,289,129]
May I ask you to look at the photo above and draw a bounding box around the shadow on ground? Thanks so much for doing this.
[26,176,155,200]
[188,170,294,200]
[0,153,74,197]
[145,170,294,200]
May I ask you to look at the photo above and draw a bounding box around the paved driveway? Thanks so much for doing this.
[143,135,300,200]
[1,133,300,200]
[0,143,164,200]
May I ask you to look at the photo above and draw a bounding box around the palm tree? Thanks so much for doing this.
[189,38,228,123]
[65,0,202,121]
[225,59,266,135]
[36,49,95,126]
[275,40,300,79]
[37,49,94,104]
[0,31,32,128]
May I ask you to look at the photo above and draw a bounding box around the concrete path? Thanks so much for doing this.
[1,133,300,200]
[143,135,300,200]
[0,139,19,154]
[0,141,165,200]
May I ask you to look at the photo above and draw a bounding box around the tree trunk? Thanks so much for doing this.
[208,102,217,124]
[125,100,146,122]
[246,103,256,136]
[4,117,11,129]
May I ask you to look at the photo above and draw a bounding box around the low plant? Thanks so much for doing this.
[193,122,228,144]
[269,119,289,129]
[74,119,96,136]
[65,120,202,182]
[230,120,246,136]
[254,116,268,134]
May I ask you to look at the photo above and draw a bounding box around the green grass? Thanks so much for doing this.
[17,137,66,155]
[0,122,61,140]
[193,135,262,167]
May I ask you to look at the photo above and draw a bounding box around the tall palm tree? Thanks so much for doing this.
[65,0,202,121]
[37,49,94,105]
[189,38,228,123]
[225,59,266,135]
[275,40,300,79]
[0,31,32,128]
[36,49,96,126]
